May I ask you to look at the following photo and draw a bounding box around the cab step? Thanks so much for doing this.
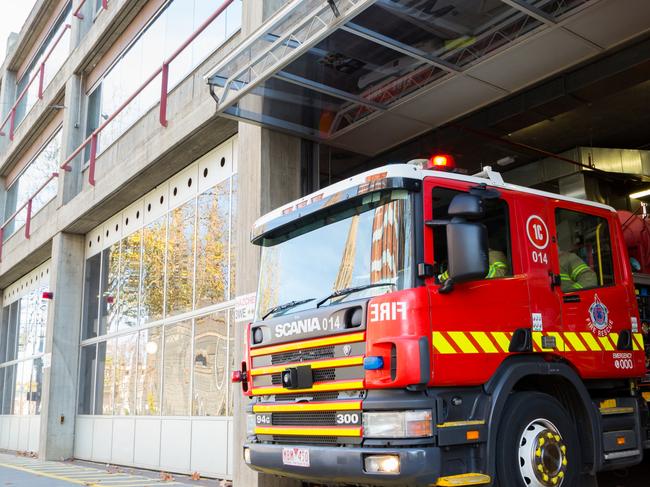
[434,473,491,486]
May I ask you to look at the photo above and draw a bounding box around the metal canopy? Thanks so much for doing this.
[207,0,603,154]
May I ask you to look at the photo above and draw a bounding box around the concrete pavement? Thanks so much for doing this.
[0,452,194,487]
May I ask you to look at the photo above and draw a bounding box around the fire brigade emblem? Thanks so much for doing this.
[587,294,613,337]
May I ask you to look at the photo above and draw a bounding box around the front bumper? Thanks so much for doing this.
[245,442,441,486]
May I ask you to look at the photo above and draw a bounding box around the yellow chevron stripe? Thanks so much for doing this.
[256,426,362,437]
[491,332,511,353]
[254,400,362,413]
[633,333,644,351]
[449,332,479,354]
[250,332,365,357]
[471,332,498,353]
[433,332,457,354]
[598,336,615,351]
[250,356,363,376]
[564,332,587,352]
[609,333,619,348]
[580,332,601,351]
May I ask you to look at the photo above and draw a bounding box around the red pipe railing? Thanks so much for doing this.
[73,0,108,19]
[0,24,71,140]
[0,0,236,261]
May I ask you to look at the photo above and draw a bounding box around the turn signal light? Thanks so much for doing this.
[466,430,480,441]
[231,370,244,383]
[42,291,54,300]
[616,436,626,446]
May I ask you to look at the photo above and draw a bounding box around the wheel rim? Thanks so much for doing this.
[518,418,568,487]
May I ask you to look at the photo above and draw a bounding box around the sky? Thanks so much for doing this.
[0,1,37,64]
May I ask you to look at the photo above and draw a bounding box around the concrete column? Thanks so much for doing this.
[57,73,85,206]
[232,124,302,487]
[39,232,85,460]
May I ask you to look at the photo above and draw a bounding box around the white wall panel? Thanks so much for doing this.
[91,417,113,462]
[143,183,170,225]
[9,417,20,451]
[168,164,199,211]
[17,417,30,451]
[0,417,10,449]
[191,419,229,477]
[111,418,136,465]
[198,138,235,194]
[160,419,191,472]
[74,417,94,460]
[133,418,161,469]
[28,416,40,452]
[227,418,233,476]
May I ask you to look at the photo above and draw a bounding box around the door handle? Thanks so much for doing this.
[563,295,581,303]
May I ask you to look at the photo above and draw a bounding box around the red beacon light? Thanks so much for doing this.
[428,154,455,170]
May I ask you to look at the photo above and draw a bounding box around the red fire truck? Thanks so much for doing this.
[232,160,650,487]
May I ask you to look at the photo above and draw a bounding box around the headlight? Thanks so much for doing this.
[246,414,256,435]
[363,410,433,438]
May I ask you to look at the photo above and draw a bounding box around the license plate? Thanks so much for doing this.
[282,447,310,467]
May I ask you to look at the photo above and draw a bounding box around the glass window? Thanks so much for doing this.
[14,2,72,126]
[257,190,414,319]
[142,217,167,323]
[4,130,62,238]
[90,0,241,154]
[95,340,115,415]
[162,320,192,416]
[78,344,97,415]
[82,254,101,339]
[114,333,138,415]
[192,312,228,416]
[32,356,44,415]
[136,326,162,415]
[100,244,120,335]
[431,188,512,282]
[166,201,196,316]
[555,209,615,292]
[2,365,15,414]
[119,231,142,329]
[84,86,102,160]
[196,182,230,308]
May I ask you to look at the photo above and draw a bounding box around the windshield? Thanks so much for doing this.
[256,190,414,320]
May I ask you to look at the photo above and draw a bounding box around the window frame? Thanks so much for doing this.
[429,185,516,282]
[553,206,617,293]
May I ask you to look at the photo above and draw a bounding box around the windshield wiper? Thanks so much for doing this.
[262,298,315,320]
[316,282,396,308]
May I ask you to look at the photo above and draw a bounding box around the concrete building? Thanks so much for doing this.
[0,0,648,486]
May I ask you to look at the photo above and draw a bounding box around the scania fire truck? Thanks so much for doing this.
[232,160,650,487]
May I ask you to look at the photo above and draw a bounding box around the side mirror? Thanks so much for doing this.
[440,222,489,293]
[448,194,484,219]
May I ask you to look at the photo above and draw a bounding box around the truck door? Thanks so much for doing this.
[553,206,632,377]
[423,178,532,387]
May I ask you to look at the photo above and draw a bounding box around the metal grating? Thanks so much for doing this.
[272,435,339,445]
[271,367,336,385]
[270,345,335,365]
[274,391,340,402]
[272,411,338,426]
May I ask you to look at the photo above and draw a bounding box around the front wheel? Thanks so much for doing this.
[495,392,581,487]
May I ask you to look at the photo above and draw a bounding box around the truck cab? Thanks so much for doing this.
[234,162,649,487]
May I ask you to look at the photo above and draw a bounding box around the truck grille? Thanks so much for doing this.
[270,346,335,365]
[272,412,337,426]
[251,332,366,445]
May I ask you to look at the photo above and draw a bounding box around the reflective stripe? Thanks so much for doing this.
[570,263,590,281]
[492,332,511,353]
[564,332,587,352]
[448,332,479,354]
[433,332,456,354]
[598,336,615,351]
[471,332,498,353]
[580,332,601,351]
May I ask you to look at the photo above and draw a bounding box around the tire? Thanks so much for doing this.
[495,392,581,487]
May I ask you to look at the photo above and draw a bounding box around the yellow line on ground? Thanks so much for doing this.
[0,461,186,486]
